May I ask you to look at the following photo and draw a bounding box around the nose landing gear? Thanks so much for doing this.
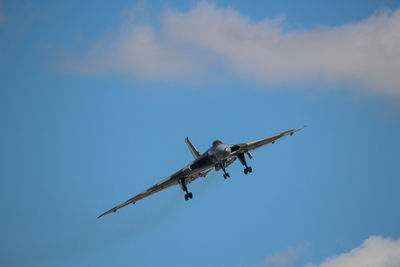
[219,163,230,179]
[238,153,252,175]
[223,172,230,179]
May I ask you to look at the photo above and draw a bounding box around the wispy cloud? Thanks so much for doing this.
[253,244,306,267]
[306,235,400,267]
[60,3,400,95]
[262,244,305,266]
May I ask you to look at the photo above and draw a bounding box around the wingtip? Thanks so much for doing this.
[97,212,107,219]
[297,125,307,131]
[97,201,136,219]
[97,208,115,219]
[289,125,307,136]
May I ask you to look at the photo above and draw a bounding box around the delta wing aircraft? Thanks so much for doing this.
[98,126,306,218]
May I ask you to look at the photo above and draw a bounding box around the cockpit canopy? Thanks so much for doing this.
[212,140,222,146]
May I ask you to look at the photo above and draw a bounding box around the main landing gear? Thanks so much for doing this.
[244,166,252,175]
[184,192,193,201]
[180,178,193,201]
[238,153,252,175]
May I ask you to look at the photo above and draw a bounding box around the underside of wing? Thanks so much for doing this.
[98,170,184,218]
[199,167,213,177]
[232,125,306,153]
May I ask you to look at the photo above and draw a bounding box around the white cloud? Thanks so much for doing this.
[306,235,400,267]
[263,244,305,266]
[61,3,400,95]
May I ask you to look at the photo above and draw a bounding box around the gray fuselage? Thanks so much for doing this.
[186,141,232,176]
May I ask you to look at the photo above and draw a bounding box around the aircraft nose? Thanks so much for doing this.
[211,144,231,161]
[219,146,231,159]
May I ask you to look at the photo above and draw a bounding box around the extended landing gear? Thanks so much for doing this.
[180,178,193,201]
[220,163,230,179]
[238,153,252,175]
[184,192,193,200]
[244,166,252,175]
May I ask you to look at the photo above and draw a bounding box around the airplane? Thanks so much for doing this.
[98,126,306,218]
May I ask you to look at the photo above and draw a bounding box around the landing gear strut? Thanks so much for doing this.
[238,153,252,175]
[180,178,193,201]
[220,163,230,179]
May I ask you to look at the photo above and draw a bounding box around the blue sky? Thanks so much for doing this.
[1,1,400,266]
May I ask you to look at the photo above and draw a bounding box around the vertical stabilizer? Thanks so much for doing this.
[185,137,201,159]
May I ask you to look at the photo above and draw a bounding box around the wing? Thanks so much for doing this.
[199,167,213,177]
[232,126,306,154]
[98,169,185,218]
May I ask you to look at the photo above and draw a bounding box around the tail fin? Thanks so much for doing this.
[185,137,201,159]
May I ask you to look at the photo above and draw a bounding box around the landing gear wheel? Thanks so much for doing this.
[223,173,230,179]
[188,192,193,199]
[244,167,252,175]
[185,194,189,201]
